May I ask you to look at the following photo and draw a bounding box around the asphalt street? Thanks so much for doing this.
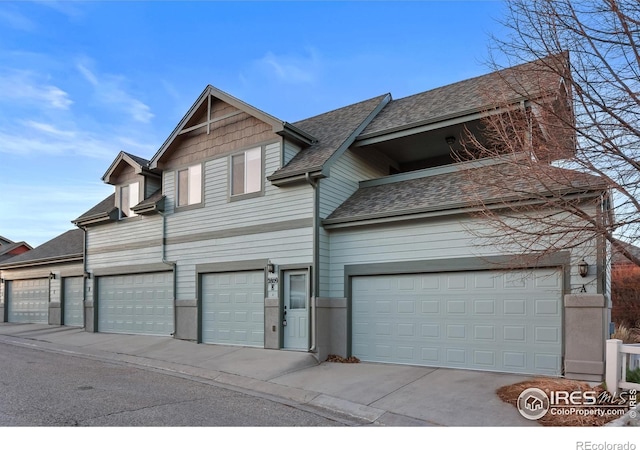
[0,343,362,427]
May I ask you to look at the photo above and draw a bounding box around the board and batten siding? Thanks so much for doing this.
[318,147,392,297]
[162,140,314,300]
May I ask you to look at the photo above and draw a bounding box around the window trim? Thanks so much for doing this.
[175,163,203,210]
[228,146,264,202]
[118,181,140,219]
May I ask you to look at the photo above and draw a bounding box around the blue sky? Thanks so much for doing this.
[0,0,508,247]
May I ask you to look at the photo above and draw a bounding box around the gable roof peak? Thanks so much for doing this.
[149,84,318,170]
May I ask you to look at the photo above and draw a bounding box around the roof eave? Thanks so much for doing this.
[267,169,325,186]
[0,253,83,270]
[72,209,119,227]
[131,197,166,215]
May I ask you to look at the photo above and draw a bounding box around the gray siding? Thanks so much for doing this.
[318,147,391,297]
[163,140,314,300]
[283,140,300,166]
[327,215,600,298]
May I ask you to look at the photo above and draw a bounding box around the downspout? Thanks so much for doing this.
[305,172,318,353]
[159,211,177,336]
[80,225,89,330]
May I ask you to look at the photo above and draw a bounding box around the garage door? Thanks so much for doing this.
[63,276,84,327]
[201,271,264,347]
[351,268,563,376]
[98,272,173,336]
[7,278,49,324]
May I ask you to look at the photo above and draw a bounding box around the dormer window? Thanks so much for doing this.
[177,163,202,207]
[120,182,139,218]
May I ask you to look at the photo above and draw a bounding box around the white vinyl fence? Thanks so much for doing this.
[605,339,640,394]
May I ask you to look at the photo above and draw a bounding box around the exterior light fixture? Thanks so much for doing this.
[445,136,456,146]
[578,259,588,278]
[49,272,56,280]
[267,261,275,273]
[0,278,4,284]
[83,271,91,279]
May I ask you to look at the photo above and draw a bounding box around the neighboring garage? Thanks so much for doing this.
[350,268,563,376]
[0,229,84,326]
[62,276,84,327]
[97,271,174,336]
[6,278,49,323]
[201,270,265,347]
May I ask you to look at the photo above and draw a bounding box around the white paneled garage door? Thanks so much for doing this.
[7,278,49,324]
[201,271,264,347]
[63,276,84,327]
[352,268,563,376]
[98,272,173,336]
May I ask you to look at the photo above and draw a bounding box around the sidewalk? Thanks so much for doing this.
[0,323,537,426]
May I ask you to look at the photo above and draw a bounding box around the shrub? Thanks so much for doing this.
[611,264,640,328]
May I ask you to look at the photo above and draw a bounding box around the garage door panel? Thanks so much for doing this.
[7,278,49,324]
[98,272,173,336]
[352,269,563,376]
[201,271,264,347]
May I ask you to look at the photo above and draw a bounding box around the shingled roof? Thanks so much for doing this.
[324,160,606,226]
[72,193,118,226]
[359,54,566,139]
[268,94,390,182]
[0,229,83,268]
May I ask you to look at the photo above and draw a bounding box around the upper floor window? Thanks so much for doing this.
[177,163,202,207]
[231,147,261,196]
[120,182,139,218]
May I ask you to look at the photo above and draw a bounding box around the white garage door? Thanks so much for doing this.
[98,272,173,336]
[201,271,264,347]
[352,268,563,376]
[7,278,49,324]
[63,276,84,327]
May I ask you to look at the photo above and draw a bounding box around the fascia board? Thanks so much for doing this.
[0,254,83,270]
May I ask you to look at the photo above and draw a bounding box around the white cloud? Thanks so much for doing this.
[24,120,76,138]
[0,70,73,109]
[76,60,154,123]
[0,8,36,32]
[255,49,322,84]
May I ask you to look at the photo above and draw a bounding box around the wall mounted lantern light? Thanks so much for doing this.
[267,261,275,273]
[578,259,589,278]
[83,271,91,279]
[49,272,56,280]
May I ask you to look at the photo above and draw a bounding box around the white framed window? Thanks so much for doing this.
[231,147,261,196]
[120,181,139,218]
[177,163,202,207]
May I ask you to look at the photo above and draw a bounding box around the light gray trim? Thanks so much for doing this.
[93,263,171,277]
[227,145,265,201]
[164,218,313,246]
[175,162,204,210]
[1,271,51,281]
[344,252,572,297]
[196,259,269,274]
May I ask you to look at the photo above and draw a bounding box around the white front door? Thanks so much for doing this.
[283,271,309,350]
